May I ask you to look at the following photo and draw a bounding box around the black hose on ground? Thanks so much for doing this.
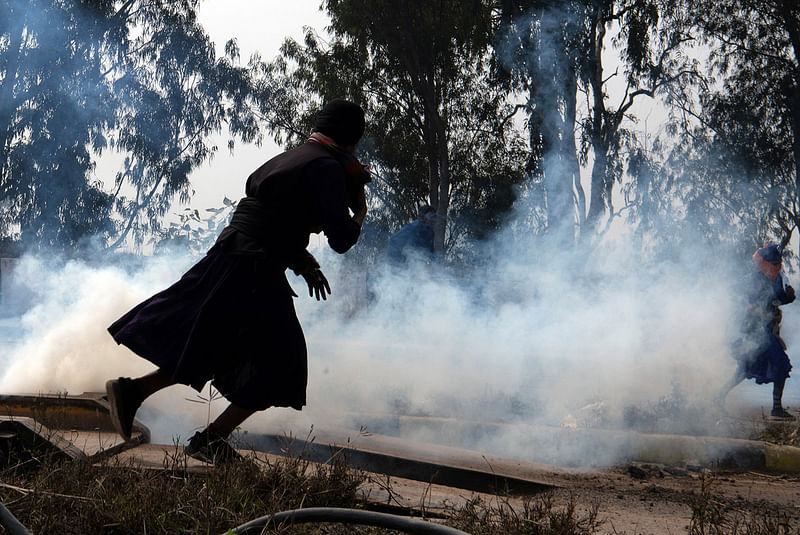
[0,500,31,535]
[229,507,470,534]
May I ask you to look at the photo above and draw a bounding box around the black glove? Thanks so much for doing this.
[301,268,331,301]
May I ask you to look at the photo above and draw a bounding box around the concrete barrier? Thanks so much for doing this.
[276,414,800,473]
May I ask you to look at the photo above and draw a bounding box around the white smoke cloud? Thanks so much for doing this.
[0,256,174,394]
[0,208,794,468]
[243,235,762,467]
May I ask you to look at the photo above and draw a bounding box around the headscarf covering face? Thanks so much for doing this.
[313,98,366,147]
[753,244,782,279]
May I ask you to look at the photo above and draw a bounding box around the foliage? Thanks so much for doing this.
[659,0,800,256]
[0,445,613,535]
[500,0,703,247]
[0,1,118,250]
[496,0,591,243]
[107,1,260,250]
[448,494,601,535]
[0,433,608,535]
[578,0,699,234]
[152,196,237,257]
[0,0,260,252]
[759,420,800,448]
[263,0,528,260]
[2,0,799,265]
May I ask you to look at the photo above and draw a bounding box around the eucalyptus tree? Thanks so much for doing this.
[0,0,260,252]
[498,0,700,248]
[0,0,118,249]
[671,0,800,253]
[107,0,260,250]
[264,0,528,260]
[580,0,702,235]
[497,0,589,245]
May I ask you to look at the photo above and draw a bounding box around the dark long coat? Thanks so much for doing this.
[736,270,794,385]
[109,142,361,410]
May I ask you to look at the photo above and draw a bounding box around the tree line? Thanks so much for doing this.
[0,0,797,265]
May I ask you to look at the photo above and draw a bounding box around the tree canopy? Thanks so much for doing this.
[263,0,528,260]
[0,0,259,252]
[0,0,797,264]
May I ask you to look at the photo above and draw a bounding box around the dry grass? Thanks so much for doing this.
[1,433,799,534]
[759,420,800,448]
[0,445,369,534]
[689,473,799,535]
[446,494,601,535]
[0,439,610,535]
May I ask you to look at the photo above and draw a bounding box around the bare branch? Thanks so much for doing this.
[602,67,619,86]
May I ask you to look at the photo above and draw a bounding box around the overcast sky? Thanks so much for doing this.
[189,1,330,210]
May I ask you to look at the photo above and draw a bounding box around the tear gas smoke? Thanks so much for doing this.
[0,256,172,393]
[1,223,794,468]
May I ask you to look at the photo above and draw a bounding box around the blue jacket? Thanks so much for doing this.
[385,220,434,265]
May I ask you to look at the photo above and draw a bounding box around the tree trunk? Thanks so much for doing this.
[585,1,609,231]
[434,117,450,253]
[563,67,586,229]
[534,8,578,245]
[586,0,607,229]
[423,114,439,210]
[414,72,449,254]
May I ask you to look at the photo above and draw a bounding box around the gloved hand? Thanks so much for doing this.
[301,268,331,301]
[786,284,795,300]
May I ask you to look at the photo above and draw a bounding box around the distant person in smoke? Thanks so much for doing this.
[385,205,437,267]
[105,98,370,463]
[718,243,796,420]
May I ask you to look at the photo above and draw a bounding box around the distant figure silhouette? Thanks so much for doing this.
[718,243,795,420]
[385,205,436,267]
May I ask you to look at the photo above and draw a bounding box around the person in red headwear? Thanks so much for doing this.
[105,99,371,462]
[718,244,796,420]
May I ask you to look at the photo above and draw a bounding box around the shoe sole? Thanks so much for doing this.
[185,443,241,465]
[105,379,131,441]
[185,448,242,464]
[185,450,214,464]
[184,442,214,464]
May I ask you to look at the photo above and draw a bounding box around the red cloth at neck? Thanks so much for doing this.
[753,251,780,279]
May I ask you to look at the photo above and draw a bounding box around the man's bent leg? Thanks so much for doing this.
[208,403,256,437]
[131,370,175,399]
[771,378,795,420]
[107,370,175,441]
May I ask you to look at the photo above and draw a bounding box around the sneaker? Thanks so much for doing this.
[185,428,241,464]
[770,407,797,421]
[105,377,142,441]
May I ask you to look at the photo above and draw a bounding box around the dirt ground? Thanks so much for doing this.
[357,459,800,535]
[236,404,800,534]
[14,389,800,535]
[544,465,800,534]
[114,440,799,535]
